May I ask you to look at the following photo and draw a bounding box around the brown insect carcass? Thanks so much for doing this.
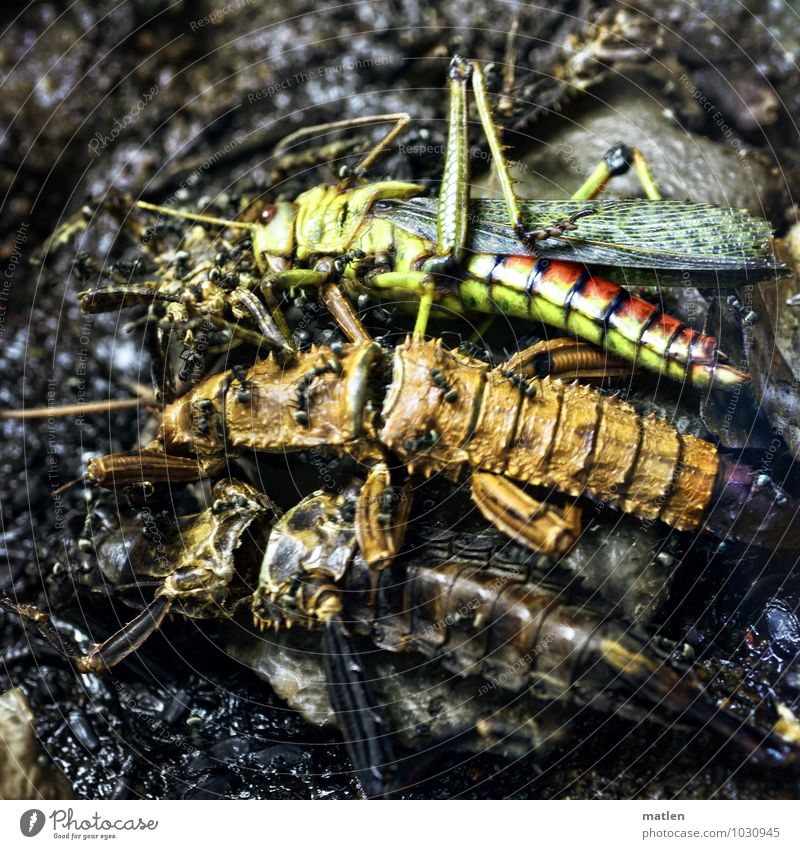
[87,335,800,564]
[251,484,798,796]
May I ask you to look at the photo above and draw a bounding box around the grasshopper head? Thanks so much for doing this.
[252,202,296,270]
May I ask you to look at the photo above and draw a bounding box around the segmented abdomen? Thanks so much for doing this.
[353,553,793,759]
[381,339,720,533]
[460,254,747,390]
[470,375,720,532]
[365,559,672,713]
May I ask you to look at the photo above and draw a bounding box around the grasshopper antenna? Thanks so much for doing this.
[52,475,88,496]
[0,396,153,420]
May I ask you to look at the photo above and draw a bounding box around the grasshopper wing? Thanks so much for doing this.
[376,197,784,286]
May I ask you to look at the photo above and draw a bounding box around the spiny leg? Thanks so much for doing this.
[461,61,663,245]
[407,57,475,339]
[435,58,472,265]
[355,463,412,571]
[468,58,526,239]
[437,56,528,248]
[78,282,182,314]
[470,472,582,559]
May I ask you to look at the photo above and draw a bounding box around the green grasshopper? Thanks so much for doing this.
[80,58,780,391]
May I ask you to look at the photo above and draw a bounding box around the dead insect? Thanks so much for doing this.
[5,480,797,798]
[77,59,780,391]
[87,333,800,563]
[251,486,798,796]
[1,480,278,673]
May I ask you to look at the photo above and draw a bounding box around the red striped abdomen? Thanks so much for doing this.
[460,254,748,390]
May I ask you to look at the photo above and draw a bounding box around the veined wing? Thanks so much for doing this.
[374,197,784,285]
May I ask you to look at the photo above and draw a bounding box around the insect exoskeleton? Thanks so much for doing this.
[70,59,780,394]
[89,335,800,561]
[250,486,799,778]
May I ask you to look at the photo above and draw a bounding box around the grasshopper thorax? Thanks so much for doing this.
[252,488,358,630]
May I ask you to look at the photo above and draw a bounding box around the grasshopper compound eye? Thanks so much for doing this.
[253,202,296,258]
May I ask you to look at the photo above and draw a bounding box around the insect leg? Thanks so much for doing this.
[0,593,173,673]
[504,338,632,382]
[322,616,397,799]
[78,282,182,313]
[86,451,221,489]
[433,57,472,265]
[261,267,372,343]
[467,60,594,249]
[370,271,437,338]
[275,113,412,182]
[261,268,329,294]
[570,143,662,200]
[227,288,296,354]
[468,59,525,236]
[320,282,373,343]
[470,472,582,558]
[405,57,475,337]
[355,463,412,571]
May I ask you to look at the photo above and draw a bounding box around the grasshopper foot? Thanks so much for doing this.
[516,207,597,249]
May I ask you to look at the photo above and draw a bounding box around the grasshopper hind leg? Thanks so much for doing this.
[570,143,662,201]
[470,472,582,560]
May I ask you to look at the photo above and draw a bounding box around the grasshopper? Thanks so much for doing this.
[86,332,800,561]
[79,58,781,393]
[4,481,796,799]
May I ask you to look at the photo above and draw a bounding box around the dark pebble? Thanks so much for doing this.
[209,735,251,763]
[248,744,308,768]
[67,710,100,753]
[186,755,215,776]
[184,771,232,799]
[163,690,189,725]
